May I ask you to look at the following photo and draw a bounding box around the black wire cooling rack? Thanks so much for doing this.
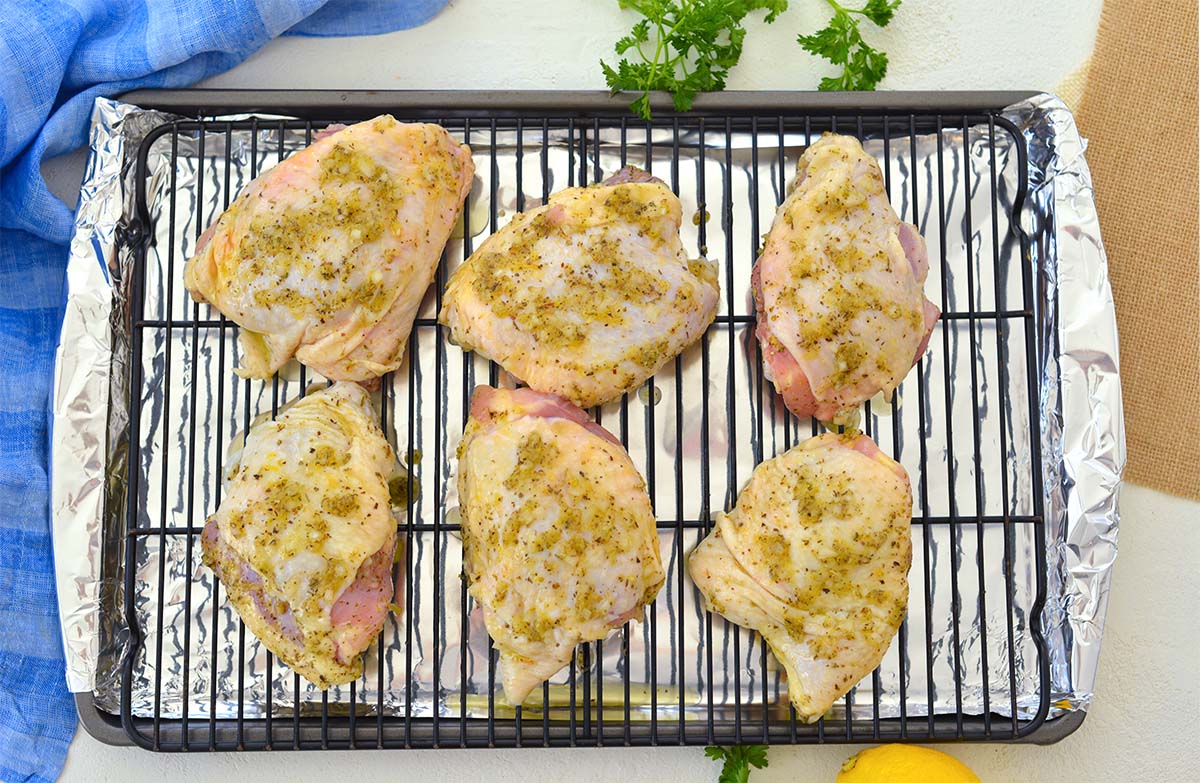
[77,90,1071,750]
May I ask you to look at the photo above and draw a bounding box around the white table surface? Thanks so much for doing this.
[55,0,1200,779]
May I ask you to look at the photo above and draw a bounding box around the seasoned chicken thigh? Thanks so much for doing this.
[457,386,665,704]
[201,383,399,688]
[440,168,719,408]
[753,133,940,424]
[185,116,474,381]
[688,433,912,721]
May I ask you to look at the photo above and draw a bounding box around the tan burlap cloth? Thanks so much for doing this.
[1075,0,1199,498]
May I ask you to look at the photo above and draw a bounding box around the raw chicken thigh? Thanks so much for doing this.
[440,168,719,409]
[753,133,940,424]
[185,115,474,381]
[457,386,665,704]
[201,383,399,688]
[688,433,912,721]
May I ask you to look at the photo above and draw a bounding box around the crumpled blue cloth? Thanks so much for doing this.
[0,1,446,779]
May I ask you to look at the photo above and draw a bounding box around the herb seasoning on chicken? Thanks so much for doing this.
[456,386,665,704]
[440,168,718,409]
[753,134,940,424]
[688,432,912,721]
[185,115,474,382]
[201,383,400,688]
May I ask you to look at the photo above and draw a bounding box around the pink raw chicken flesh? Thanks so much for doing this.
[753,133,940,424]
[185,115,474,382]
[200,382,399,688]
[457,386,664,704]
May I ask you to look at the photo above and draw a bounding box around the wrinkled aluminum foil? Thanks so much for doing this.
[1009,94,1125,714]
[51,98,176,692]
[52,93,1122,732]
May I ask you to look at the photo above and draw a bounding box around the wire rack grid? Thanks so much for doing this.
[111,102,1049,750]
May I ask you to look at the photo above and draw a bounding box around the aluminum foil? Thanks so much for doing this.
[51,98,176,692]
[52,93,1122,733]
[1004,94,1125,714]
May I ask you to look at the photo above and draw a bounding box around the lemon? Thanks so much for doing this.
[836,744,981,782]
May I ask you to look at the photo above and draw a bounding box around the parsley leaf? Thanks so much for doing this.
[601,0,903,117]
[798,0,900,91]
[705,745,770,783]
[796,10,858,64]
[602,1,790,120]
[861,0,901,26]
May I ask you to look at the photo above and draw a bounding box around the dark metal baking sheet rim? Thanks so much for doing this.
[119,88,1041,118]
[77,691,1087,749]
[79,87,1072,749]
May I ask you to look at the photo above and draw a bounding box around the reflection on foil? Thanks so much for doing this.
[54,95,1121,733]
[52,98,178,692]
[1005,94,1125,714]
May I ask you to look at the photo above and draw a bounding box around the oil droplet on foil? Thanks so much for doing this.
[445,506,463,541]
[637,384,662,406]
[868,389,901,413]
[450,175,490,240]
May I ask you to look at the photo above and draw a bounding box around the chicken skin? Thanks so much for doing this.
[688,433,912,721]
[440,168,719,408]
[185,116,474,381]
[753,134,940,424]
[201,383,399,688]
[457,386,665,704]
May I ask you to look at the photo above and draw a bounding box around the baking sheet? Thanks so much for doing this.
[52,93,1123,732]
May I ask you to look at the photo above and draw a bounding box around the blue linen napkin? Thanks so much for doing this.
[0,2,447,779]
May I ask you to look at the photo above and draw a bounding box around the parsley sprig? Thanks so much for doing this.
[601,0,789,120]
[602,1,902,117]
[797,0,900,90]
[704,744,769,783]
